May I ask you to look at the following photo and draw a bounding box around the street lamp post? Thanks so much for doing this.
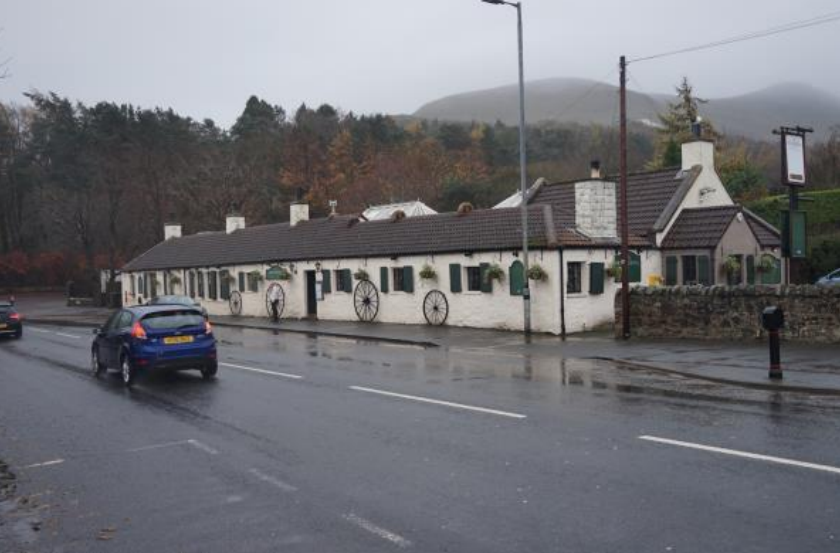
[481,0,530,335]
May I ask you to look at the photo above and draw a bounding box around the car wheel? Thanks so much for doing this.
[200,363,218,380]
[91,347,105,377]
[121,354,136,388]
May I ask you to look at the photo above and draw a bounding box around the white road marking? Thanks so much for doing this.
[343,513,412,548]
[187,439,219,455]
[54,332,82,339]
[23,459,65,469]
[639,435,840,476]
[220,361,303,380]
[29,327,52,334]
[349,385,527,419]
[248,468,298,492]
[127,440,193,453]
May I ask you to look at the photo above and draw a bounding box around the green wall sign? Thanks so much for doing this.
[266,266,284,280]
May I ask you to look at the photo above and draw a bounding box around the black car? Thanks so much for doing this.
[148,295,209,319]
[91,305,217,387]
[0,301,23,339]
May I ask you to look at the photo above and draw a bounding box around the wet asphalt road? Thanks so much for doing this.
[1,325,839,552]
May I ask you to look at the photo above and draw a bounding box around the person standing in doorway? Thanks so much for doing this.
[268,284,281,323]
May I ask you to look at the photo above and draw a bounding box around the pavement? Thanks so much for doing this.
[2,321,840,552]
[12,291,840,395]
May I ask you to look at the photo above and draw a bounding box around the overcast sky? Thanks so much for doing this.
[2,0,838,127]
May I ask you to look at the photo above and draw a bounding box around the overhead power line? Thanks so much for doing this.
[630,10,840,64]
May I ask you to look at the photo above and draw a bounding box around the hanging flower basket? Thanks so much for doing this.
[723,255,741,276]
[757,254,776,273]
[527,264,547,282]
[419,264,437,280]
[354,268,370,281]
[606,260,622,279]
[248,269,265,282]
[485,263,505,282]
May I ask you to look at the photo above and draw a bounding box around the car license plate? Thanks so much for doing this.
[0,324,6,329]
[164,336,194,345]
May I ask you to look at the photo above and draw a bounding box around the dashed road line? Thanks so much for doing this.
[54,332,82,339]
[342,513,412,548]
[127,440,193,453]
[639,435,840,476]
[187,439,219,455]
[349,385,527,419]
[29,327,52,334]
[248,468,298,492]
[220,361,303,380]
[23,459,65,469]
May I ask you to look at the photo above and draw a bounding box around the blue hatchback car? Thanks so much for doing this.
[91,305,217,387]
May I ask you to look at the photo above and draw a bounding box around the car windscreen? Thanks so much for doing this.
[141,310,204,330]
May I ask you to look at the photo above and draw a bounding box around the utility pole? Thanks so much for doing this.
[619,55,630,339]
[480,0,530,335]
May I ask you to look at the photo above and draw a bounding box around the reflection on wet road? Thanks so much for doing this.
[1,325,839,553]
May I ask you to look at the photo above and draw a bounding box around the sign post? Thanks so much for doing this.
[772,126,813,283]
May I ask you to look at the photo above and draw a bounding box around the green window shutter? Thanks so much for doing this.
[238,272,245,291]
[380,267,389,293]
[746,255,755,285]
[698,256,711,285]
[449,263,462,293]
[342,269,352,293]
[665,256,678,286]
[509,260,524,296]
[479,262,492,293]
[629,252,641,283]
[322,270,331,293]
[402,266,414,293]
[589,262,605,294]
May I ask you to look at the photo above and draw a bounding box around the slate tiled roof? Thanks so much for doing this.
[744,208,782,248]
[124,205,617,272]
[660,205,782,250]
[660,206,740,249]
[528,167,699,240]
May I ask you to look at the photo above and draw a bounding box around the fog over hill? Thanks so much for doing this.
[412,78,840,141]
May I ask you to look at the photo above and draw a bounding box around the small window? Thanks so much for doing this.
[188,271,196,298]
[247,272,260,292]
[665,256,678,286]
[567,262,582,294]
[220,270,231,300]
[334,270,344,292]
[727,255,743,286]
[746,255,756,285]
[393,267,405,292]
[681,256,697,285]
[208,270,218,300]
[238,272,245,292]
[466,267,482,292]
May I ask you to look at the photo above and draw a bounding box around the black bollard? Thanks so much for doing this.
[761,306,785,380]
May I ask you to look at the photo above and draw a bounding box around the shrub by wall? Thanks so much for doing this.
[616,285,840,343]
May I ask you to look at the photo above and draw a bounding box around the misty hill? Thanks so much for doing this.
[413,78,840,141]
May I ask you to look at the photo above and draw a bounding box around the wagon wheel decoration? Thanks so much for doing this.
[353,280,380,322]
[423,290,449,326]
[229,290,243,316]
[265,282,286,320]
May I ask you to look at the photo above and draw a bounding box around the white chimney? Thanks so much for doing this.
[574,179,617,238]
[590,160,602,180]
[226,214,245,234]
[290,202,309,227]
[164,223,182,240]
[681,140,715,172]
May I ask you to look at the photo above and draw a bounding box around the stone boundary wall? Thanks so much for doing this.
[616,285,840,343]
